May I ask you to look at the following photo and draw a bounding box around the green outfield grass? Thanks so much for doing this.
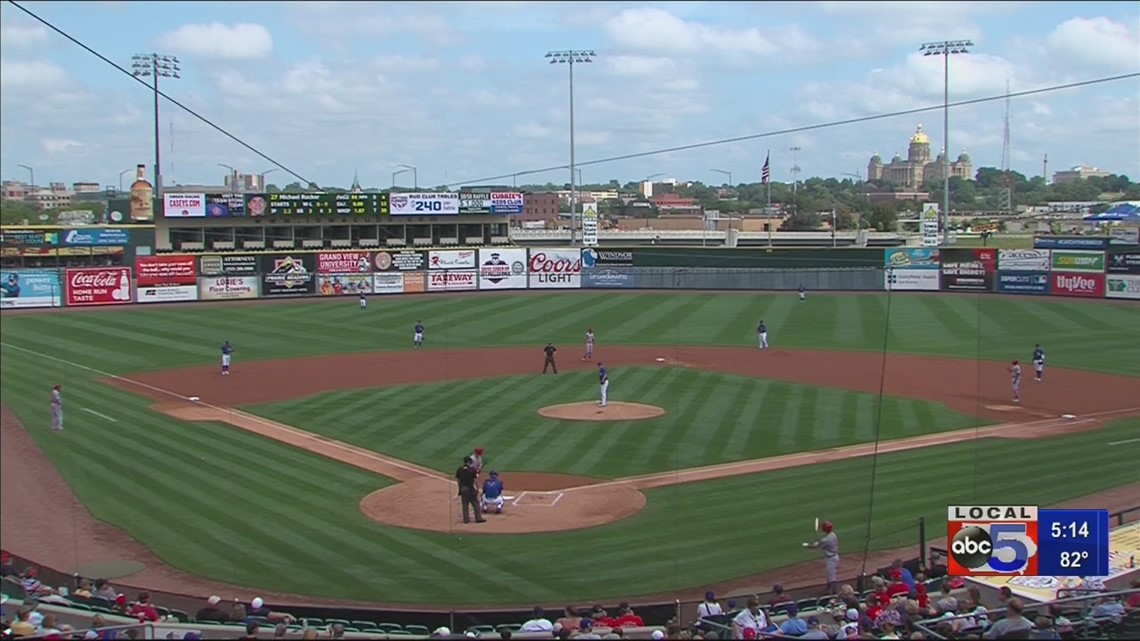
[1,292,1137,604]
[249,368,985,478]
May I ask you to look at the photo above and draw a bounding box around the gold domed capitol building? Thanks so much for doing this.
[867,125,973,189]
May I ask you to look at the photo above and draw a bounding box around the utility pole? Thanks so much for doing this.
[920,39,973,243]
[131,53,181,201]
[545,49,596,246]
[789,147,802,195]
[1043,154,1049,185]
[1000,79,1013,215]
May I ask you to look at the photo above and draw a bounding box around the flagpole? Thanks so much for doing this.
[765,149,771,207]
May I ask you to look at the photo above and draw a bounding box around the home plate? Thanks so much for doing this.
[502,496,516,501]
[188,396,201,402]
[1062,414,1076,420]
[655,357,666,362]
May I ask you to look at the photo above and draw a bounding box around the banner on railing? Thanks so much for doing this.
[1051,272,1106,298]
[885,269,939,291]
[65,267,133,307]
[582,248,634,268]
[317,252,373,274]
[998,249,1051,272]
[477,248,527,290]
[136,256,196,287]
[428,250,476,270]
[1107,251,1140,275]
[318,274,372,295]
[1106,274,1140,300]
[1034,236,1110,250]
[528,248,581,289]
[428,270,477,291]
[374,251,427,272]
[582,268,635,289]
[884,248,939,270]
[372,273,405,295]
[940,248,996,292]
[1051,250,1105,274]
[403,272,427,293]
[260,254,317,298]
[137,285,198,303]
[199,255,258,276]
[0,269,61,309]
[996,271,1051,295]
[198,276,260,300]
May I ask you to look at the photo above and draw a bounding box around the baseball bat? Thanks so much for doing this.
[814,517,819,531]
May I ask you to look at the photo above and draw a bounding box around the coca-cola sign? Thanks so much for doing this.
[1050,272,1105,298]
[528,248,582,289]
[65,267,133,306]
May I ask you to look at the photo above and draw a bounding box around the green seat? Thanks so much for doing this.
[344,628,360,633]
[326,618,350,627]
[387,632,413,637]
[169,609,190,623]
[405,624,430,635]
[68,603,93,611]
[92,606,114,615]
[377,623,403,632]
[353,620,378,630]
[301,618,325,628]
[468,625,496,634]
[796,598,817,612]
[225,621,246,627]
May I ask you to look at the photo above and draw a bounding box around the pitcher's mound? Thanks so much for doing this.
[538,401,666,422]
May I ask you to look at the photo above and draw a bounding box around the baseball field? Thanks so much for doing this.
[1,290,1138,607]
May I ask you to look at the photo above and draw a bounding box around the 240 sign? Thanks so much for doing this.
[389,193,460,215]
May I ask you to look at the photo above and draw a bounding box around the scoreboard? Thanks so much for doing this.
[263,193,389,216]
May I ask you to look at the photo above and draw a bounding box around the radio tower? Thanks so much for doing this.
[1000,79,1013,214]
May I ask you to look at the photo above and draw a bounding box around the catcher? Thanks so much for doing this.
[481,471,505,514]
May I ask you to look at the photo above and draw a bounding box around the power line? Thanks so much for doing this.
[448,72,1139,188]
[7,0,317,189]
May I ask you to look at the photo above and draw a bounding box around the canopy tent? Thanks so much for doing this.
[1084,202,1140,222]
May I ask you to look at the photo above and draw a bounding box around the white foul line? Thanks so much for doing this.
[1107,438,1140,446]
[0,341,446,481]
[81,408,117,422]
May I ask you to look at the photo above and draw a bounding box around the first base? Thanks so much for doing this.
[1062,413,1076,420]
[188,396,201,402]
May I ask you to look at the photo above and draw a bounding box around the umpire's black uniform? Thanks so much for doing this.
[542,342,558,374]
[455,458,484,524]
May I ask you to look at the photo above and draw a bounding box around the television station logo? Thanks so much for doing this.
[947,505,1039,576]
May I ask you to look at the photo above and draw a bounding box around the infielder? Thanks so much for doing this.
[1032,344,1045,382]
[1009,359,1022,403]
[359,291,367,311]
[804,520,840,594]
[50,384,63,432]
[598,362,610,407]
[798,285,806,302]
[583,328,596,361]
[542,342,558,374]
[221,340,234,375]
[414,321,425,349]
[757,320,769,350]
[481,471,505,514]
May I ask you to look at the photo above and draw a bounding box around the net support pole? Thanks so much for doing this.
[919,516,927,569]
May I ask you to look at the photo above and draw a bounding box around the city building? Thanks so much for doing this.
[867,124,973,188]
[649,193,700,214]
[521,192,561,223]
[1052,165,1113,185]
[222,171,266,192]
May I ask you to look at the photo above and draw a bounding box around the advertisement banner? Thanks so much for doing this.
[60,228,130,247]
[1051,272,1106,298]
[459,192,491,214]
[318,274,372,295]
[1106,274,1140,300]
[372,273,405,294]
[581,203,599,247]
[389,192,460,215]
[64,267,133,307]
[205,194,246,218]
[1,230,52,246]
[885,268,940,291]
[1107,251,1140,274]
[1050,250,1105,273]
[490,192,524,215]
[163,193,207,218]
[136,285,198,304]
[582,248,634,268]
[1110,228,1139,246]
[996,271,1051,295]
[477,248,527,290]
[317,252,373,274]
[583,268,636,289]
[528,248,582,289]
[1033,236,1110,250]
[199,254,258,276]
[884,248,940,269]
[428,249,476,270]
[940,248,996,292]
[136,256,197,287]
[427,270,477,292]
[198,276,260,300]
[259,254,317,298]
[0,269,61,308]
[921,203,940,247]
[374,250,427,272]
[998,249,1051,272]
[403,272,427,293]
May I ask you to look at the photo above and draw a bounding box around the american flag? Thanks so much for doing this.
[761,152,771,184]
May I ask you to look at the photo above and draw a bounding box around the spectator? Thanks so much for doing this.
[801,616,828,640]
[0,550,14,578]
[913,573,930,609]
[864,594,884,621]
[880,621,900,639]
[521,607,553,632]
[613,605,643,628]
[110,594,130,617]
[300,630,318,641]
[869,576,889,604]
[934,620,956,640]
[38,614,62,639]
[1030,616,1060,640]
[1091,595,1125,623]
[836,609,860,640]
[892,559,916,591]
[1127,579,1140,609]
[927,552,948,579]
[238,622,260,640]
[231,603,248,623]
[74,579,94,598]
[769,584,794,607]
[130,592,160,623]
[697,592,724,619]
[500,628,513,641]
[997,587,1013,608]
[273,623,288,639]
[731,597,767,641]
[9,609,36,637]
[23,599,44,628]
[886,571,911,600]
[92,580,117,602]
[601,628,621,641]
[556,606,581,631]
[779,604,808,636]
[19,567,52,596]
[248,597,296,624]
[573,619,602,640]
[985,598,1032,639]
[195,596,229,624]
[590,606,616,628]
[329,623,345,639]
[935,581,958,614]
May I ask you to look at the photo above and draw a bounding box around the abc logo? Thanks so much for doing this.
[951,526,994,569]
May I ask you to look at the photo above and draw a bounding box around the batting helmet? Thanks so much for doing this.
[821,521,834,533]
[489,471,499,478]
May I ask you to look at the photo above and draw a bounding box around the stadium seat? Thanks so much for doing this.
[404,624,430,635]
[387,632,413,637]
[468,625,496,634]
[301,618,325,628]
[376,623,403,632]
[68,603,93,611]
[326,618,351,627]
[169,609,190,623]
[795,598,818,612]
[352,620,378,630]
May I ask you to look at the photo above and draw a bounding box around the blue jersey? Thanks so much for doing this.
[599,367,608,384]
[415,323,424,334]
[758,322,767,334]
[482,478,503,499]
[221,344,233,356]
[1032,348,1044,364]
[799,286,805,294]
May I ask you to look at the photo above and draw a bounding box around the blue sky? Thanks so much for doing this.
[1,1,1137,191]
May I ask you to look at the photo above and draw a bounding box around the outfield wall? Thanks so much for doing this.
[2,246,1137,310]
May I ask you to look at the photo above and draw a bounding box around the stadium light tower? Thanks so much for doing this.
[920,39,973,243]
[711,169,732,187]
[131,53,181,201]
[545,49,596,245]
[399,164,418,189]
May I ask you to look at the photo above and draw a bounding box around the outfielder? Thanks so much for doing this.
[414,321,425,348]
[798,285,806,302]
[50,384,63,432]
[1009,359,1022,403]
[221,340,234,375]
[481,471,505,514]
[1032,344,1045,382]
[359,291,367,311]
[583,328,596,361]
[804,520,840,594]
[757,320,769,350]
[598,362,609,407]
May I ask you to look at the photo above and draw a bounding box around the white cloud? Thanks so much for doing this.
[0,59,69,90]
[513,123,552,139]
[160,22,274,60]
[373,55,440,73]
[457,54,487,71]
[0,23,48,49]
[470,89,523,108]
[605,55,678,77]
[41,138,83,155]
[603,8,820,59]
[1046,17,1140,73]
[287,5,463,48]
